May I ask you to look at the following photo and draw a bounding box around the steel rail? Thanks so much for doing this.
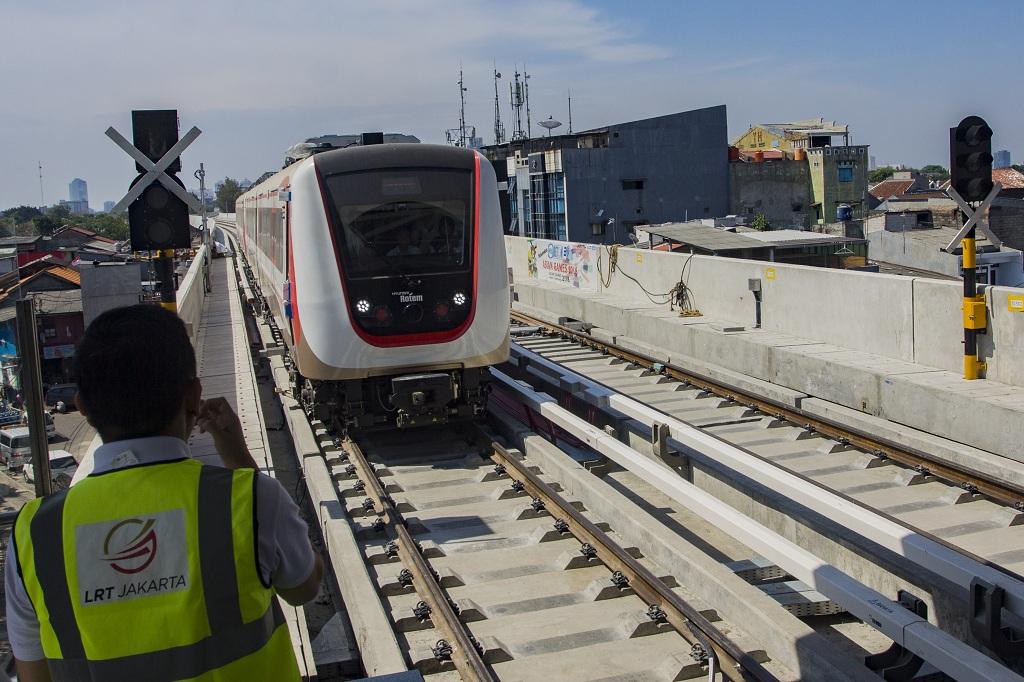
[489,368,1024,682]
[487,439,775,682]
[342,438,497,682]
[509,311,1024,511]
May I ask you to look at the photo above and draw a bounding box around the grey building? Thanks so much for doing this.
[69,178,88,209]
[994,149,1012,169]
[481,106,729,244]
[103,200,115,213]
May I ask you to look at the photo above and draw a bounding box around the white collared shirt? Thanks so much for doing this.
[4,436,316,661]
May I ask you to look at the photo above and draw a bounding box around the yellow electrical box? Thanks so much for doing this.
[1009,294,1024,312]
[765,267,776,281]
[963,299,987,330]
[635,253,643,265]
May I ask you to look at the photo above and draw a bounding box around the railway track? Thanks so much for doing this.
[507,311,1024,579]
[223,223,1023,680]
[332,426,787,681]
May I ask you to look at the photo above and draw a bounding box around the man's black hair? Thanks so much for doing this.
[74,304,196,440]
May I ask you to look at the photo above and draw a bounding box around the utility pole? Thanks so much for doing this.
[567,90,573,134]
[38,161,44,206]
[195,163,211,293]
[16,300,51,497]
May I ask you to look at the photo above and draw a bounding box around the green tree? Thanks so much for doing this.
[215,178,244,212]
[869,165,900,184]
[920,164,949,180]
[83,213,129,241]
[751,213,770,231]
[1,206,43,224]
[1011,164,1024,175]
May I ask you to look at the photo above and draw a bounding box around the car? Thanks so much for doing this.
[25,449,77,490]
[19,408,55,438]
[44,383,77,409]
[0,426,31,469]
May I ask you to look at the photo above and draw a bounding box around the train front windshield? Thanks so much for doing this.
[325,169,473,280]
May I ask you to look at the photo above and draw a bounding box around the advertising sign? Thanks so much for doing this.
[527,239,600,291]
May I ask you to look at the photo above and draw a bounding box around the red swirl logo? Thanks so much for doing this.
[103,519,158,575]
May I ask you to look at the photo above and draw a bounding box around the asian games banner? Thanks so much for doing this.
[526,239,599,291]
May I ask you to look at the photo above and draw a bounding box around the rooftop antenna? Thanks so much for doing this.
[524,66,532,139]
[510,67,526,141]
[458,64,468,147]
[492,63,505,145]
[567,89,573,134]
[37,161,44,206]
[539,116,562,137]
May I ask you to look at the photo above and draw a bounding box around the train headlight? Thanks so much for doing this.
[435,302,450,319]
[452,291,467,307]
[373,306,392,324]
[355,299,371,314]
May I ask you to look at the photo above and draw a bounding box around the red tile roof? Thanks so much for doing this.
[67,225,118,244]
[993,168,1024,189]
[869,179,916,201]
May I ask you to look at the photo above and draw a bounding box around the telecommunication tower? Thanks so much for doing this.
[445,66,471,147]
[524,67,532,139]
[509,69,526,141]
[493,65,505,145]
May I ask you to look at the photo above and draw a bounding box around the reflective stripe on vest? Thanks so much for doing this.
[14,460,300,681]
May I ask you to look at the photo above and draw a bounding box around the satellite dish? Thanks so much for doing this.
[539,116,562,136]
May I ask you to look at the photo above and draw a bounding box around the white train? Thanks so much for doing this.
[236,143,509,430]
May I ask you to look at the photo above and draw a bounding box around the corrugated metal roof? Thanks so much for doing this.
[645,223,764,253]
[0,289,83,322]
[743,230,862,247]
[47,266,81,287]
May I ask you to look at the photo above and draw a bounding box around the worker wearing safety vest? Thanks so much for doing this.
[5,305,324,681]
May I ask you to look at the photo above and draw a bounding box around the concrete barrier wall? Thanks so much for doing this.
[176,245,208,346]
[506,236,1024,387]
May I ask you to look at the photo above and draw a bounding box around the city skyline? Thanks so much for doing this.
[1,0,1021,209]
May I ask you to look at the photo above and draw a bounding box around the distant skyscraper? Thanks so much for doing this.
[994,149,1011,169]
[869,155,877,170]
[103,200,115,213]
[69,178,89,212]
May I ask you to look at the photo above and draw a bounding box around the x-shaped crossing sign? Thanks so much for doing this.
[107,125,203,214]
[943,182,1002,253]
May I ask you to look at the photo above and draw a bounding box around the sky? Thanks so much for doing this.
[1,0,1021,210]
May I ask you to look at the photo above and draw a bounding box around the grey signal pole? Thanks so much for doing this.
[16,300,51,497]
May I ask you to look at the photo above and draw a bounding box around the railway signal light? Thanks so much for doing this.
[127,109,192,250]
[950,115,994,203]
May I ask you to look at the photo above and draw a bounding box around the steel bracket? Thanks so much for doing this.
[865,591,926,680]
[972,578,1024,663]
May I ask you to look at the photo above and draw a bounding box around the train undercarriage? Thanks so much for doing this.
[295,367,490,433]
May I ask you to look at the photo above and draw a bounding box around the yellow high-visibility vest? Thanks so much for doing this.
[14,458,301,681]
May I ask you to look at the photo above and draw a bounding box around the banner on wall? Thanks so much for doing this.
[527,239,600,291]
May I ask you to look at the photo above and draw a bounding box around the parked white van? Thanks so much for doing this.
[0,426,31,470]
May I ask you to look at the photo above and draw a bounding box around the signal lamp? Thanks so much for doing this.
[452,291,467,307]
[950,115,994,202]
[356,299,371,314]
